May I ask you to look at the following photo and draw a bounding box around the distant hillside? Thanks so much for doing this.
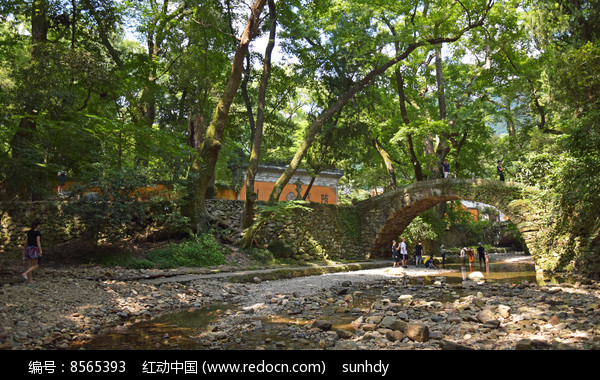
[488,121,508,135]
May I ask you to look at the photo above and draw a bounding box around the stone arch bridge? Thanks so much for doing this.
[353,178,548,261]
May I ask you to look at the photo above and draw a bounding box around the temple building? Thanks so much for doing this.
[217,165,344,204]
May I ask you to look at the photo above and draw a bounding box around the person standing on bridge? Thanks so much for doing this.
[497,161,505,181]
[442,159,450,179]
[400,237,408,268]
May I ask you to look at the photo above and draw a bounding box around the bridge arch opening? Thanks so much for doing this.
[355,179,534,258]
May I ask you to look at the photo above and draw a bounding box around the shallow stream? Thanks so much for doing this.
[82,255,571,350]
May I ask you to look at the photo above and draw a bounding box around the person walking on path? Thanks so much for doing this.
[22,219,42,283]
[391,240,400,267]
[497,161,505,181]
[415,242,424,268]
[400,237,408,268]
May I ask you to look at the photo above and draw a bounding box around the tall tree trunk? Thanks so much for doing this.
[137,3,163,167]
[435,45,447,121]
[303,124,336,200]
[187,113,205,159]
[373,137,397,190]
[433,44,450,178]
[394,68,424,181]
[241,0,277,230]
[302,176,316,201]
[7,0,49,200]
[423,135,436,179]
[452,129,468,175]
[433,45,452,217]
[241,54,256,139]
[384,16,425,183]
[185,0,267,232]
[507,106,516,137]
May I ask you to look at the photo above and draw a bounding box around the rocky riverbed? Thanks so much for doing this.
[1,253,599,350]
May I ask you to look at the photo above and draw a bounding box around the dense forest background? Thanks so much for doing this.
[1,0,598,273]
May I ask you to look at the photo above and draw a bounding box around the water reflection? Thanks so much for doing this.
[83,304,234,350]
[414,260,568,286]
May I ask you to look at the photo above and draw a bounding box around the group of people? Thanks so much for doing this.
[391,238,437,269]
[440,159,506,182]
[460,243,488,266]
[391,238,408,268]
[392,240,488,270]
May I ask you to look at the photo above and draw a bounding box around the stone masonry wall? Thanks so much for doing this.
[0,200,248,253]
[257,202,366,262]
[1,201,84,253]
[1,200,367,263]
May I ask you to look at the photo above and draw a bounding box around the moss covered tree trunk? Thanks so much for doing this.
[241,0,277,230]
[7,0,49,200]
[183,0,267,232]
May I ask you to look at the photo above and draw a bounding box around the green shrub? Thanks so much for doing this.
[267,240,294,259]
[146,233,226,268]
[245,247,274,264]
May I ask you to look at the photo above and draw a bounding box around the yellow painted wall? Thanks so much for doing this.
[237,181,338,204]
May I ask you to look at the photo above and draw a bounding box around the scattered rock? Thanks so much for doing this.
[468,272,485,280]
[398,295,413,305]
[439,340,474,350]
[312,320,332,331]
[515,339,532,350]
[476,309,496,324]
[379,316,399,329]
[385,330,404,342]
[498,305,511,318]
[548,315,561,326]
[336,329,354,339]
[405,323,429,342]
